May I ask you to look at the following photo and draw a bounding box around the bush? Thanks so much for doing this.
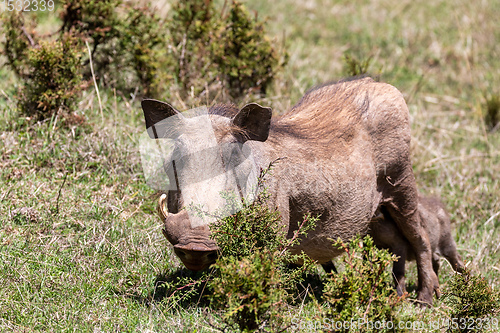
[167,0,287,101]
[18,36,83,119]
[166,0,219,97]
[484,93,500,132]
[1,11,85,119]
[206,166,316,332]
[208,251,289,332]
[443,268,500,332]
[0,11,36,78]
[60,0,121,46]
[322,235,402,332]
[211,1,286,97]
[343,53,373,77]
[0,2,170,118]
[1,1,286,119]
[60,0,169,97]
[118,5,172,97]
[209,190,284,260]
[59,0,287,101]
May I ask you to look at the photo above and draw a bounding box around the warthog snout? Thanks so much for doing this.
[157,194,219,271]
[173,244,218,271]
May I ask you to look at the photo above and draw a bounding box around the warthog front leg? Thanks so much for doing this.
[383,170,440,306]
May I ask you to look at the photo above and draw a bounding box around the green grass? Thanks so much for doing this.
[1,0,500,331]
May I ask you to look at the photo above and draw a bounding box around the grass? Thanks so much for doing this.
[1,0,500,331]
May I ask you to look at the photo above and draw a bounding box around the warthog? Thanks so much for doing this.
[370,195,464,296]
[141,77,440,305]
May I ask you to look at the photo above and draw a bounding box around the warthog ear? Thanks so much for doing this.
[141,99,182,139]
[232,103,272,142]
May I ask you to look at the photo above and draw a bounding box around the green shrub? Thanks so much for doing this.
[1,0,286,115]
[0,11,37,78]
[59,0,121,88]
[209,190,284,260]
[60,0,121,50]
[1,11,85,119]
[209,251,289,332]
[322,235,402,332]
[211,1,286,97]
[343,53,373,77]
[443,268,500,332]
[200,166,314,331]
[60,0,169,97]
[118,5,172,97]
[167,0,287,100]
[207,207,316,332]
[484,94,500,132]
[19,36,83,119]
[166,0,219,96]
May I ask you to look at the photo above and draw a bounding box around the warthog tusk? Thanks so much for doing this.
[157,194,168,221]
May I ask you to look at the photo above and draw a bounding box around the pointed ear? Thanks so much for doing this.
[232,103,272,142]
[141,99,182,138]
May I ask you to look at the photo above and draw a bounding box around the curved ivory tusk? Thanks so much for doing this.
[157,194,168,220]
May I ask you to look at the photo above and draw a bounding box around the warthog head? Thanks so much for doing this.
[141,99,272,271]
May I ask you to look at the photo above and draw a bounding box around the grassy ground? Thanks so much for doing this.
[1,0,500,331]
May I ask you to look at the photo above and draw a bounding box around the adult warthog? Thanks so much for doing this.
[141,77,440,305]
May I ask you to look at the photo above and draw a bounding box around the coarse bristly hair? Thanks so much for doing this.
[208,103,248,141]
[270,77,373,145]
[206,77,374,145]
[208,103,240,118]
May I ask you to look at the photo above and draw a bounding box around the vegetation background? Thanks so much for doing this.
[1,0,499,331]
